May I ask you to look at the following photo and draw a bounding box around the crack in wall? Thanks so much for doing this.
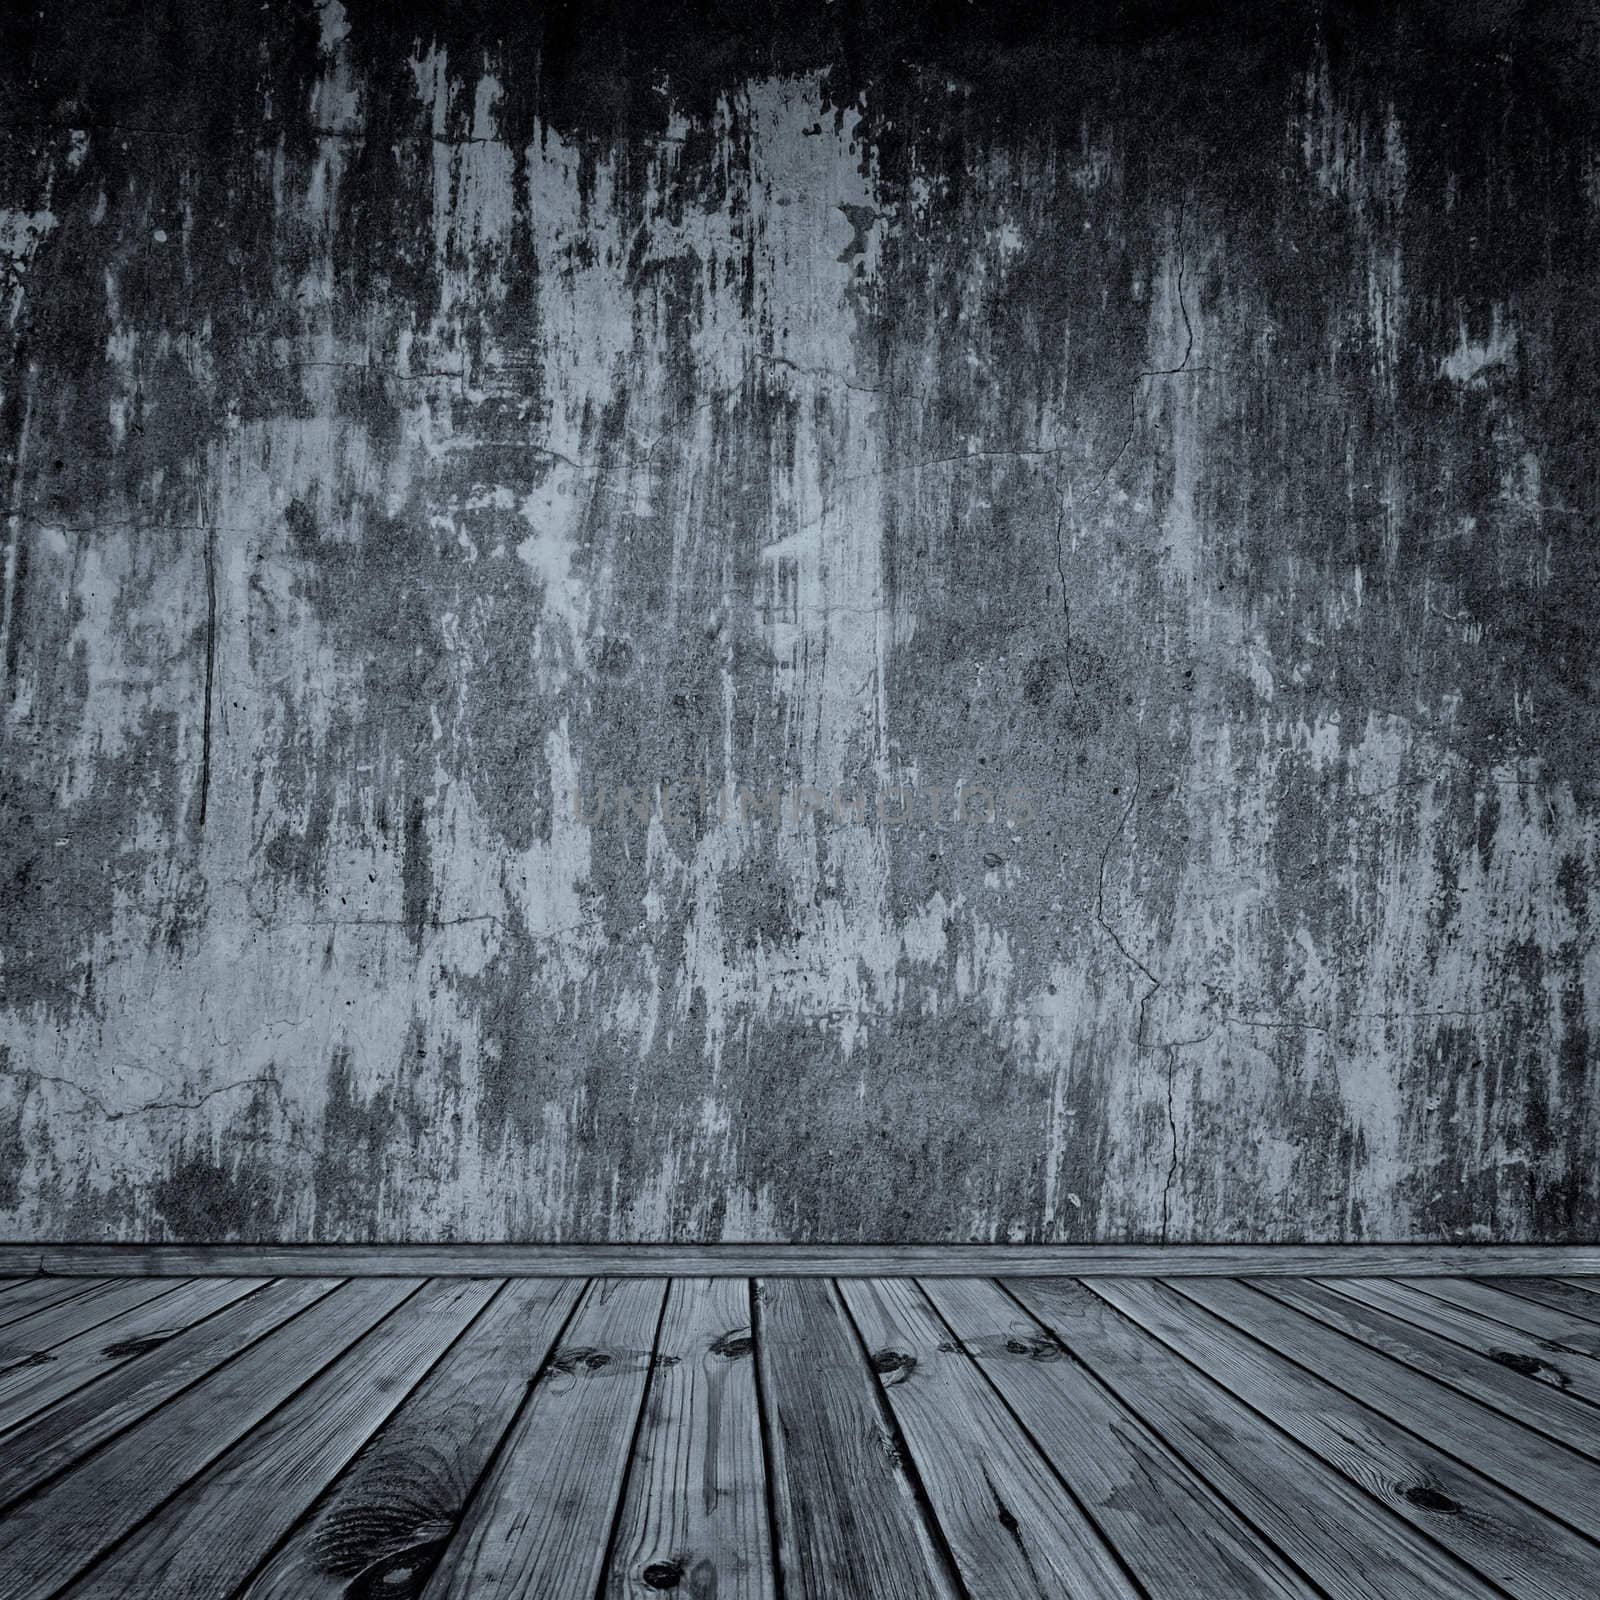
[1094,192,1204,493]
[1,372,37,696]
[197,523,217,830]
[1049,455,1079,697]
[1092,734,1182,1237]
[1080,196,1209,1241]
[0,1064,286,1124]
[1161,1043,1182,1242]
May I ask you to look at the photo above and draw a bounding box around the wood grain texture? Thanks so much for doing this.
[1178,1278,1600,1541]
[2,1272,1598,1598]
[1097,1278,1600,1600]
[0,1277,110,1327]
[1255,1277,1600,1457]
[0,1277,341,1511]
[605,1277,776,1599]
[0,1278,415,1598]
[838,1276,1140,1598]
[1486,1277,1600,1326]
[755,1277,960,1599]
[0,1276,262,1436]
[924,1277,1316,1599]
[66,1278,499,1598]
[0,1277,178,1349]
[1411,1279,1600,1356]
[242,1277,582,1600]
[1316,1277,1600,1411]
[5,1244,1600,1276]
[419,1278,664,1599]
[1007,1277,1501,1600]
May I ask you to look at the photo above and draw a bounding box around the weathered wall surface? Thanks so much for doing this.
[1,1,1597,1241]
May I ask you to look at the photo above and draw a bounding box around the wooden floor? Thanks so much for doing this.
[0,1275,1598,1596]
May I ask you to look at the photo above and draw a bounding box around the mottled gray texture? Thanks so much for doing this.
[0,2,1596,1240]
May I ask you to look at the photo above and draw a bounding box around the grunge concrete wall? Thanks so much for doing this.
[1,1,1597,1242]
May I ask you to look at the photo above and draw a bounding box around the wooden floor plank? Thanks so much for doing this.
[1315,1278,1600,1412]
[241,1278,582,1600]
[1408,1278,1600,1356]
[0,1277,265,1439]
[1180,1278,1600,1541]
[1488,1277,1600,1327]
[0,1268,1592,1598]
[1260,1278,1600,1457]
[1099,1277,1600,1600]
[838,1277,1139,1600]
[755,1277,960,1600]
[0,1278,181,1354]
[605,1278,776,1599]
[65,1278,500,1598]
[1007,1278,1500,1600]
[419,1278,663,1599]
[0,1277,418,1600]
[925,1277,1317,1600]
[0,1278,340,1511]
[0,1278,110,1330]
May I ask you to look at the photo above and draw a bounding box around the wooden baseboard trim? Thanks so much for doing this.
[0,1243,1595,1277]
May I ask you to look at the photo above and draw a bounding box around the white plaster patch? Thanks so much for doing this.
[1439,311,1515,385]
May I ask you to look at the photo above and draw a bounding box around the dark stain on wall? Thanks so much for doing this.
[0,1,1597,1240]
